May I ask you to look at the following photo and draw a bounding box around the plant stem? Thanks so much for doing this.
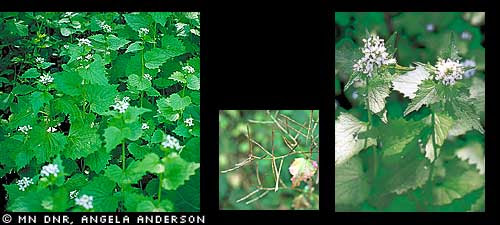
[122,141,126,170]
[364,78,378,179]
[158,172,163,202]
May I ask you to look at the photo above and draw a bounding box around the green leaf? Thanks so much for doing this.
[169,71,187,83]
[54,70,83,96]
[85,148,111,173]
[125,41,144,53]
[173,123,190,138]
[104,126,123,152]
[186,74,200,90]
[28,126,67,164]
[127,74,151,91]
[134,153,164,174]
[335,113,375,166]
[164,170,199,211]
[160,153,200,190]
[167,93,191,111]
[404,80,439,116]
[151,129,165,143]
[376,118,426,157]
[366,73,392,114]
[447,97,484,135]
[161,35,186,58]
[149,12,171,26]
[12,84,35,95]
[64,123,101,160]
[182,137,200,163]
[128,142,150,160]
[105,162,145,186]
[335,157,370,207]
[440,32,460,61]
[20,68,40,79]
[335,38,361,90]
[385,31,398,54]
[123,13,152,31]
[392,66,430,99]
[30,91,53,115]
[79,55,108,85]
[8,188,52,212]
[423,113,454,162]
[107,35,131,50]
[123,106,151,123]
[456,142,485,175]
[84,84,118,115]
[136,200,173,212]
[80,176,118,212]
[144,48,170,69]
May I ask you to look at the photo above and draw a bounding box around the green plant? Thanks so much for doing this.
[219,110,319,210]
[0,12,200,212]
[335,13,485,212]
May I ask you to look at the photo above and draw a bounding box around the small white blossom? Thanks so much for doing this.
[85,54,93,61]
[41,164,60,177]
[69,190,79,199]
[100,21,112,33]
[16,177,34,191]
[75,194,93,210]
[184,117,194,127]
[182,65,195,74]
[461,31,472,40]
[111,96,130,113]
[77,38,92,47]
[143,73,152,81]
[47,127,57,133]
[161,134,184,150]
[434,58,465,85]
[353,34,396,77]
[190,29,200,36]
[39,73,54,85]
[426,24,435,32]
[175,23,187,32]
[142,123,149,130]
[18,125,33,134]
[35,57,45,64]
[138,27,149,37]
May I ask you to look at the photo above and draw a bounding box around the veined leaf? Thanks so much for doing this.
[160,153,200,190]
[424,113,454,162]
[335,157,370,207]
[335,113,376,166]
[404,80,439,116]
[392,66,430,99]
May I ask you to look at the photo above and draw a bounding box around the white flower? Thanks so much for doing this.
[161,134,184,150]
[461,31,472,40]
[184,117,194,127]
[426,24,435,32]
[35,57,45,64]
[100,22,112,33]
[39,73,54,85]
[111,96,130,113]
[175,23,187,32]
[182,65,195,74]
[75,194,93,210]
[462,59,477,78]
[138,28,149,37]
[434,58,465,85]
[77,38,92,47]
[142,123,149,130]
[69,190,79,199]
[85,54,93,61]
[41,164,60,177]
[47,127,57,133]
[143,73,152,81]
[16,177,34,191]
[353,34,396,77]
[18,125,33,134]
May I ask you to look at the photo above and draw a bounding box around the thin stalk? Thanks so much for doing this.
[364,77,378,179]
[122,141,126,170]
[158,172,163,201]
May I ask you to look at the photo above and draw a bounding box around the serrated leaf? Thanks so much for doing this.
[160,153,200,190]
[164,170,199,211]
[105,162,145,186]
[149,12,171,26]
[335,113,376,166]
[440,32,460,61]
[104,126,123,152]
[20,68,40,79]
[123,13,152,31]
[127,74,151,91]
[12,84,35,95]
[335,157,370,207]
[404,80,439,116]
[186,74,200,90]
[30,91,53,114]
[136,200,173,212]
[79,55,108,85]
[54,70,83,96]
[169,71,186,83]
[424,113,454,162]
[125,41,144,53]
[107,35,131,50]
[172,123,190,138]
[447,96,484,135]
[182,137,200,163]
[432,167,484,206]
[335,39,360,90]
[366,74,392,114]
[377,118,426,157]
[128,142,150,160]
[456,142,485,175]
[144,48,170,69]
[80,176,118,212]
[392,66,430,99]
[161,35,186,58]
[84,84,118,115]
[382,148,430,195]
[167,93,191,111]
[85,148,111,173]
[64,124,101,160]
[134,153,164,174]
[28,126,67,164]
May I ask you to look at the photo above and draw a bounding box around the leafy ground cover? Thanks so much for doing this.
[0,12,200,212]
[335,12,485,212]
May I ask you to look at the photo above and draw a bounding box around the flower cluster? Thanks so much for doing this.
[143,73,152,81]
[39,73,54,85]
[434,58,465,85]
[100,21,112,33]
[111,96,130,113]
[35,57,45,64]
[138,28,149,37]
[141,123,149,130]
[47,127,57,133]
[77,38,92,47]
[161,134,184,150]
[353,34,396,77]
[69,190,79,199]
[184,117,194,127]
[18,125,33,134]
[182,65,195,74]
[41,164,60,177]
[16,177,34,191]
[75,194,93,210]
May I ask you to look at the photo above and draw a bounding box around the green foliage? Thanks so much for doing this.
[335,12,485,212]
[0,12,200,212]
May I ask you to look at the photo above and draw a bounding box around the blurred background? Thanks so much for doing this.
[219,110,319,210]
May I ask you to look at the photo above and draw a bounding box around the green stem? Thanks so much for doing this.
[122,141,126,170]
[158,172,163,202]
[364,78,378,179]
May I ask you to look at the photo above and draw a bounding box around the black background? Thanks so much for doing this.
[1,0,500,225]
